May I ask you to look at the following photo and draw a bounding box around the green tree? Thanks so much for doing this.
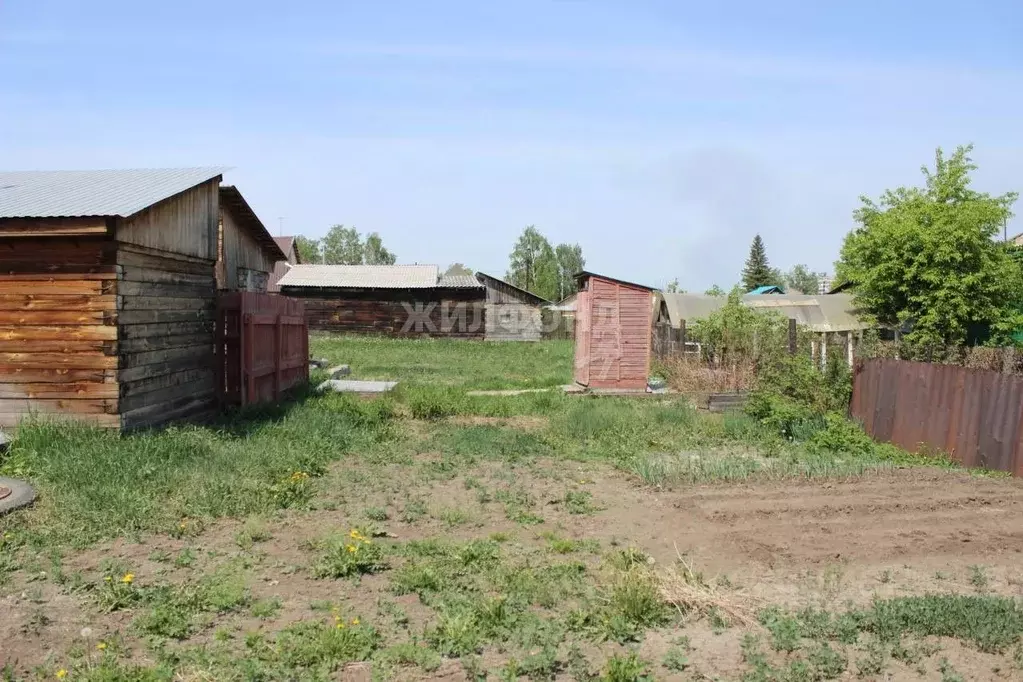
[363,232,396,265]
[742,234,776,290]
[507,225,559,300]
[705,284,726,296]
[836,144,1021,350]
[321,225,364,264]
[784,264,823,294]
[294,235,321,263]
[554,243,585,299]
[664,278,682,293]
[444,263,473,276]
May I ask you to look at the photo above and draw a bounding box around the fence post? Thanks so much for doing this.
[243,312,255,406]
[274,312,283,401]
[788,318,797,355]
[214,300,224,406]
[680,320,687,356]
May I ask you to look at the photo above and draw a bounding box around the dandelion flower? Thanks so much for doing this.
[351,617,360,625]
[349,529,361,539]
[104,576,113,583]
[55,670,67,680]
[345,544,357,553]
[121,573,135,584]
[96,642,107,651]
[335,622,345,629]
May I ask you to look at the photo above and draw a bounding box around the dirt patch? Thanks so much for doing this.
[447,415,549,430]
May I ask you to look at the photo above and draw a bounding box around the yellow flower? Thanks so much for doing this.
[345,544,357,553]
[96,642,107,650]
[349,529,362,539]
[335,622,345,629]
[104,576,112,583]
[120,573,135,585]
[350,617,360,626]
[55,670,67,680]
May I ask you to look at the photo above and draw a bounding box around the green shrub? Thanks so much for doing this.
[313,530,388,579]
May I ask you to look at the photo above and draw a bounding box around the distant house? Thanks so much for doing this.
[474,272,550,341]
[278,264,486,338]
[658,292,869,336]
[216,186,286,292]
[268,236,302,294]
[748,285,785,295]
[0,167,230,430]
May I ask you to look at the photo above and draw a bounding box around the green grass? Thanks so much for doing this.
[0,336,1016,681]
[310,334,574,390]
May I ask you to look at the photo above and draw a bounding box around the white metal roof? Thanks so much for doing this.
[278,264,443,289]
[0,167,227,218]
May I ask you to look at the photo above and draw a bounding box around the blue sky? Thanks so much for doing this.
[2,0,1022,290]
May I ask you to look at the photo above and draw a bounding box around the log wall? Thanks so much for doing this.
[116,245,217,430]
[219,205,274,292]
[0,237,120,428]
[284,288,486,338]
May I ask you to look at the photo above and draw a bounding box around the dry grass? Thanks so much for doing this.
[657,548,758,627]
[659,355,758,394]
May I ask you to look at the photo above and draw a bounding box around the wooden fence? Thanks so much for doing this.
[216,292,309,407]
[851,358,1023,476]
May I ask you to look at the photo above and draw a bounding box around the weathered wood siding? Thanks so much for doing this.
[219,208,274,292]
[573,275,652,389]
[478,274,544,341]
[284,288,486,338]
[116,179,218,261]
[116,245,217,430]
[0,237,119,427]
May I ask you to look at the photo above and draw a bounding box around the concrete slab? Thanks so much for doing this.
[317,379,397,394]
[0,477,35,516]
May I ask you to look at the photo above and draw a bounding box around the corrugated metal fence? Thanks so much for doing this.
[851,358,1023,476]
[216,292,309,407]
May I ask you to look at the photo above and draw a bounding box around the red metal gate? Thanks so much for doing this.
[216,292,309,406]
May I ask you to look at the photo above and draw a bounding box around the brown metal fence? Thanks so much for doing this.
[216,292,309,407]
[851,358,1023,476]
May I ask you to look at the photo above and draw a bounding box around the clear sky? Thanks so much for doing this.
[2,0,1021,290]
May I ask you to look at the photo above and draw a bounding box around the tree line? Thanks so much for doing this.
[295,226,397,265]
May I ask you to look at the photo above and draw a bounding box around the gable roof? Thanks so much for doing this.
[278,264,486,290]
[273,236,300,263]
[574,270,655,291]
[748,285,785,295]
[474,272,551,304]
[659,292,868,333]
[438,274,484,288]
[220,186,286,261]
[0,167,227,219]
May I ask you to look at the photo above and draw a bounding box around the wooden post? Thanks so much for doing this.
[820,332,828,369]
[274,312,283,401]
[214,299,224,406]
[788,318,797,355]
[680,319,687,356]
[846,331,854,368]
[810,338,817,364]
[243,312,255,406]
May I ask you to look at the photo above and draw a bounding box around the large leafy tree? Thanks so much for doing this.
[785,264,824,294]
[311,226,397,265]
[741,234,776,290]
[444,263,473,276]
[554,243,585,299]
[836,144,1021,350]
[294,235,321,263]
[363,232,396,265]
[507,225,559,300]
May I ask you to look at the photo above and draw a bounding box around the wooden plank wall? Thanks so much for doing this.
[117,179,218,261]
[220,207,274,291]
[485,303,542,341]
[116,245,217,430]
[0,237,120,428]
[286,288,486,338]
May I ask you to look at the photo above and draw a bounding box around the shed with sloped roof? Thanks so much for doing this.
[0,167,238,429]
[278,264,486,338]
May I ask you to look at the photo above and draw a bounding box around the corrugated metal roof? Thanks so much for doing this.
[474,272,549,302]
[660,292,868,333]
[748,285,785,295]
[0,167,228,219]
[278,264,442,289]
[438,274,484,288]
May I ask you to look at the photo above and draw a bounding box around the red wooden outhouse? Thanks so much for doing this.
[573,271,655,390]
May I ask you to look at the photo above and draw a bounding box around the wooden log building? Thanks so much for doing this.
[0,168,284,430]
[474,272,550,341]
[278,265,486,338]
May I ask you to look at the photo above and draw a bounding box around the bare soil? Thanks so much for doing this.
[4,464,1023,679]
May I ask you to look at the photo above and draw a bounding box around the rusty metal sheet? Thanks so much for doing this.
[852,358,1023,476]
